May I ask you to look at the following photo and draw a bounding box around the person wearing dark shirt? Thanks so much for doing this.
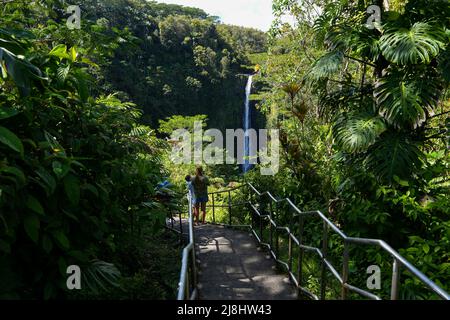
[191,166,210,224]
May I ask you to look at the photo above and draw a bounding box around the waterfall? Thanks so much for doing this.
[243,75,253,173]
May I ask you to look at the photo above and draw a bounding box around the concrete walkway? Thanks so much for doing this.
[195,224,297,300]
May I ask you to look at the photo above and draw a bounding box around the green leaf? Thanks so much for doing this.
[422,244,430,254]
[49,44,70,60]
[52,161,70,179]
[26,195,44,216]
[51,230,70,250]
[365,132,424,183]
[73,69,89,102]
[393,175,410,187]
[83,183,99,197]
[35,167,56,195]
[24,214,40,243]
[56,64,70,84]
[0,166,26,186]
[0,47,46,96]
[374,69,442,128]
[380,23,446,65]
[0,126,24,156]
[69,46,78,62]
[308,50,343,80]
[81,57,99,68]
[0,107,18,120]
[333,112,386,153]
[58,257,67,276]
[437,45,450,83]
[42,234,53,253]
[64,174,80,205]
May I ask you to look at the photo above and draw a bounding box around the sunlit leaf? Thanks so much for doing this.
[0,125,24,156]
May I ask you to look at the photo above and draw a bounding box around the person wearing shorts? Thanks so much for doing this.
[191,166,210,224]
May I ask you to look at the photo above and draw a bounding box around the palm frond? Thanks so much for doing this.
[333,112,387,153]
[380,22,446,65]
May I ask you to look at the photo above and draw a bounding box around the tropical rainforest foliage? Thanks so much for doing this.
[246,0,449,299]
[0,0,265,299]
[0,0,448,300]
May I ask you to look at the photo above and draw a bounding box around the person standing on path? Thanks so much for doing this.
[191,166,210,224]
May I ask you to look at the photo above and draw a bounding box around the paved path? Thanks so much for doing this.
[195,224,297,300]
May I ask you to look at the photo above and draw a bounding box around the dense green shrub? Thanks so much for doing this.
[0,1,173,299]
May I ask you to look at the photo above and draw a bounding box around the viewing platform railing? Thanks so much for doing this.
[174,183,450,300]
[175,191,198,300]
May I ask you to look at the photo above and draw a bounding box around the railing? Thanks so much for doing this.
[175,191,198,300]
[165,208,185,246]
[201,182,450,300]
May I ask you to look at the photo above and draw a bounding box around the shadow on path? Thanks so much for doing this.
[195,224,297,300]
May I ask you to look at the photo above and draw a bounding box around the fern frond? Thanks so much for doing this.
[130,125,153,137]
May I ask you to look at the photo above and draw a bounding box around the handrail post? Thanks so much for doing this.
[212,193,216,224]
[179,211,183,245]
[288,207,293,273]
[320,221,329,300]
[297,215,305,299]
[341,242,349,300]
[269,199,273,250]
[288,235,293,273]
[391,258,400,300]
[259,197,264,242]
[228,191,232,226]
[275,203,279,258]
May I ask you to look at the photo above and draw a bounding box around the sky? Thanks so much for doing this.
[155,0,275,31]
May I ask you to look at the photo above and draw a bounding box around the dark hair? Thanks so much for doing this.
[185,175,191,182]
[196,166,204,176]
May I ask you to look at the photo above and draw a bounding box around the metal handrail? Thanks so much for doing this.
[202,182,450,300]
[176,191,198,300]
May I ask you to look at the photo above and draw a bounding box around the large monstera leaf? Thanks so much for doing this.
[333,112,386,153]
[374,69,443,128]
[437,45,450,83]
[308,50,344,80]
[353,28,381,62]
[364,132,424,183]
[380,22,447,65]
